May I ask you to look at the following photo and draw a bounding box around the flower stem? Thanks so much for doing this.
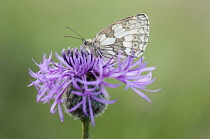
[81,118,90,139]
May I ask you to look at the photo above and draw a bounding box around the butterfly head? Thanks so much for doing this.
[82,39,93,53]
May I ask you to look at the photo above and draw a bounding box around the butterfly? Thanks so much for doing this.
[66,14,149,59]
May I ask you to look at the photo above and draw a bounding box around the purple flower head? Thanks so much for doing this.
[28,48,159,125]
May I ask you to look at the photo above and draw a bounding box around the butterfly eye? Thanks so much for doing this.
[84,41,87,45]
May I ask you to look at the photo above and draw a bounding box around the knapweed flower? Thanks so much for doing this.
[28,48,159,125]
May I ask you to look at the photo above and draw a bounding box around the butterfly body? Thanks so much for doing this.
[82,14,149,59]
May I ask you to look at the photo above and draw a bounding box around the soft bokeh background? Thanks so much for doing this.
[1,0,210,139]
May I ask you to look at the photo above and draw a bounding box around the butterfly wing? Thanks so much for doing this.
[92,14,149,59]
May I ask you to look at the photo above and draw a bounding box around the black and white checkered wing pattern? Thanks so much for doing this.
[92,14,149,59]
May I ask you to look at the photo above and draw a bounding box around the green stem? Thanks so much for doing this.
[81,118,90,139]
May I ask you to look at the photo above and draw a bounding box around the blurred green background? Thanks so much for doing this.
[1,0,210,139]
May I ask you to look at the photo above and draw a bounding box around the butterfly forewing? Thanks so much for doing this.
[92,14,149,59]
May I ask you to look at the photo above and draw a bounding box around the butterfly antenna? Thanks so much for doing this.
[64,36,84,40]
[65,26,85,40]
